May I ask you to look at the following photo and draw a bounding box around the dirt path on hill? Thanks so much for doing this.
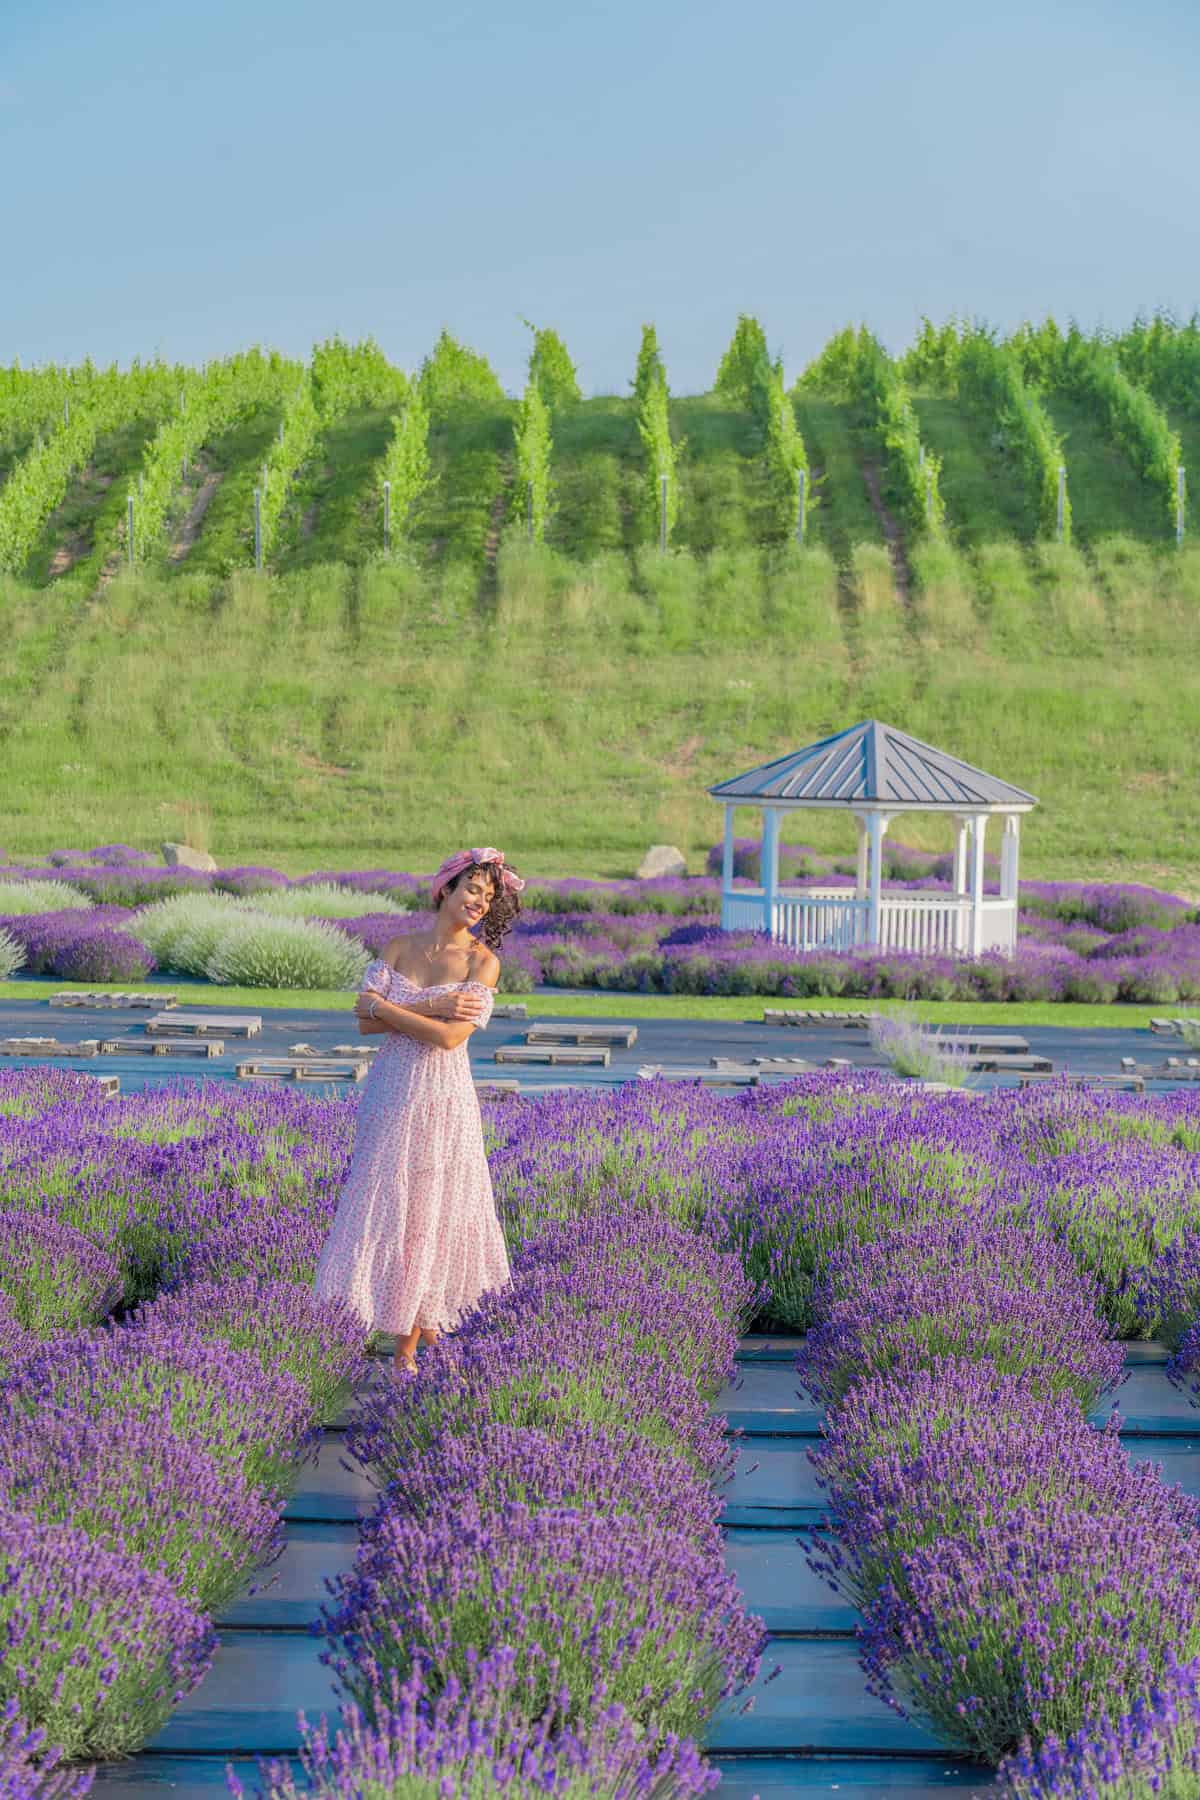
[168,471,223,564]
[860,457,913,605]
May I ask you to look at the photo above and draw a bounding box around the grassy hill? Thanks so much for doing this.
[2,323,1198,888]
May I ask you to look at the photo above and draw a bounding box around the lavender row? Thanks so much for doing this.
[244,1169,770,1791]
[0,1072,370,1773]
[776,1088,1200,1790]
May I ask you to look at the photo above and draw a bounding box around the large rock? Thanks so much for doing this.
[161,841,217,873]
[636,844,687,881]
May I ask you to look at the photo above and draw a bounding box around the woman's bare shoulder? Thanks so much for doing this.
[473,945,501,990]
[381,933,421,969]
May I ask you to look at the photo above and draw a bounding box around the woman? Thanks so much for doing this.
[313,847,524,1374]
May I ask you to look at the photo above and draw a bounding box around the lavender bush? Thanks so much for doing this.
[0,1697,94,1800]
[232,1651,719,1800]
[320,1499,765,1743]
[991,1651,1200,1800]
[0,1211,123,1335]
[0,1515,214,1758]
[0,1404,283,1613]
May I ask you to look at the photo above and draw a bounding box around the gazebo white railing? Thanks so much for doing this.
[708,721,1037,958]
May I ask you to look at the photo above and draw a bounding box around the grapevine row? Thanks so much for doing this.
[0,362,181,574]
[800,326,945,537]
[124,350,300,563]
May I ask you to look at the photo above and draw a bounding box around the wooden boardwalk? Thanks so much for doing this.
[89,1337,1198,1797]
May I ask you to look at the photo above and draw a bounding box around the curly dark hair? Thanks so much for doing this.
[436,861,523,952]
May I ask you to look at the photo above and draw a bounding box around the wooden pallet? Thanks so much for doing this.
[492,1004,528,1020]
[330,1043,377,1057]
[494,1044,610,1066]
[524,1024,638,1048]
[1120,1058,1200,1082]
[638,1062,760,1086]
[235,1057,368,1083]
[1150,1016,1200,1038]
[0,1037,101,1058]
[745,1055,819,1069]
[762,1009,871,1028]
[50,991,177,1010]
[934,1032,1031,1054]
[146,1012,261,1038]
[89,1073,121,1098]
[1019,1070,1146,1092]
[474,1078,522,1095]
[99,1037,224,1059]
[969,1054,1053,1073]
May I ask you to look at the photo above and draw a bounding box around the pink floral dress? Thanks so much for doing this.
[312,959,511,1335]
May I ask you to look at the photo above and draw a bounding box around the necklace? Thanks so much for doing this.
[422,935,471,965]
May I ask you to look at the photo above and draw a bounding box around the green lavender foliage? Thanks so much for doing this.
[522,320,581,411]
[418,329,506,415]
[512,378,554,542]
[381,392,433,544]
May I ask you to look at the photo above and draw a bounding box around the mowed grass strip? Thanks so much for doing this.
[0,978,1184,1030]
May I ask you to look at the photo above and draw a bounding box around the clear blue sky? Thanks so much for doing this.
[2,0,1197,394]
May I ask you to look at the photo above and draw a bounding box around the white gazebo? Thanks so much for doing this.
[708,720,1038,956]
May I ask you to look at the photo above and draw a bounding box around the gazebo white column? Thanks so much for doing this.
[1000,813,1021,902]
[969,813,988,956]
[722,805,735,894]
[854,816,869,899]
[761,808,780,936]
[865,809,892,947]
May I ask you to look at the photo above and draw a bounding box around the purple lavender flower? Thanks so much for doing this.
[367,1420,724,1549]
[231,1650,719,1799]
[798,1223,1122,1406]
[0,1210,123,1335]
[320,1499,765,1742]
[0,1696,94,1800]
[991,1650,1200,1800]
[0,1514,214,1758]
[0,1401,285,1613]
[12,1324,318,1497]
[128,1278,369,1423]
[859,1500,1200,1761]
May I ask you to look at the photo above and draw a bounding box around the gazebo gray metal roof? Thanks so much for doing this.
[707,720,1037,812]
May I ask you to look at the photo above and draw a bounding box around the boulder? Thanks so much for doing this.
[636,844,687,881]
[161,841,217,873]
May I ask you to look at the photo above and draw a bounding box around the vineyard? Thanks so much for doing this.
[1,314,1198,882]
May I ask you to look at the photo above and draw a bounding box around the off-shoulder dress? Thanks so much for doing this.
[312,958,510,1334]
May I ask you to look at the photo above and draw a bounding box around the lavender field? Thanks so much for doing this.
[2,841,1199,1005]
[4,1064,1200,1793]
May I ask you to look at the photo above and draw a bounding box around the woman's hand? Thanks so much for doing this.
[424,989,484,1021]
[353,992,388,1022]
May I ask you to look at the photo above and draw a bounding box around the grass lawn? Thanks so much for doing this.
[1,978,1189,1032]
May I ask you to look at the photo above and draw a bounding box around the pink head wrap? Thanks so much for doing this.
[430,847,526,907]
